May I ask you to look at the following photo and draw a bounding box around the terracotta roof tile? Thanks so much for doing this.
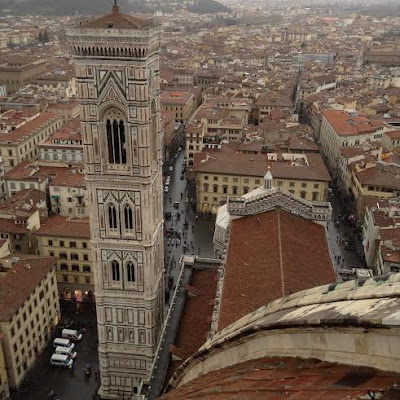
[0,257,55,321]
[194,151,331,182]
[0,113,61,145]
[3,162,84,187]
[165,268,218,382]
[161,357,400,399]
[323,110,384,137]
[35,215,90,238]
[218,209,336,331]
[81,6,154,29]
[0,218,29,234]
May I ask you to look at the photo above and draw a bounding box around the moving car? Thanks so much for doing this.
[173,202,180,209]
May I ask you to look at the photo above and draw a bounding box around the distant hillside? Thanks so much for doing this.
[188,0,230,14]
[0,0,230,16]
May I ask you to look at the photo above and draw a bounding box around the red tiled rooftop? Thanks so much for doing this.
[0,218,29,234]
[0,257,55,321]
[3,162,84,187]
[194,151,331,182]
[161,356,400,399]
[161,91,194,105]
[174,268,218,358]
[35,215,90,238]
[41,117,81,144]
[385,130,400,140]
[81,6,154,29]
[218,209,336,331]
[0,112,61,144]
[323,110,384,137]
[166,268,218,382]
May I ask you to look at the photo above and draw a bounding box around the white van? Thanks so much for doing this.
[50,353,73,367]
[55,346,77,359]
[61,329,82,341]
[53,338,75,350]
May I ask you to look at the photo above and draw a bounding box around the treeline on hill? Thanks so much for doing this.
[0,0,230,16]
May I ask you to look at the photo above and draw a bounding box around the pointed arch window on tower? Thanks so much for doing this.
[108,204,118,229]
[111,260,120,281]
[106,118,126,164]
[124,205,134,230]
[126,262,135,282]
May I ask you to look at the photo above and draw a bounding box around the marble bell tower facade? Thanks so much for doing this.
[67,5,164,398]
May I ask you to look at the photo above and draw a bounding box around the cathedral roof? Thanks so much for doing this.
[81,5,155,30]
[217,208,336,331]
[162,273,400,398]
[161,356,400,400]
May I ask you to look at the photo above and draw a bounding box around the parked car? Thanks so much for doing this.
[55,345,78,359]
[169,166,174,171]
[53,338,75,350]
[164,186,169,193]
[165,176,171,185]
[180,174,184,180]
[50,353,73,368]
[61,328,82,341]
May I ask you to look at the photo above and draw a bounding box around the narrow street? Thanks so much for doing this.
[162,150,215,290]
[327,188,366,272]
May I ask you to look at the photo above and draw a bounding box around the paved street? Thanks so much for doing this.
[11,302,99,400]
[327,188,366,271]
[163,150,215,288]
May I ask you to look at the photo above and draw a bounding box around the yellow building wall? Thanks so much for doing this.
[0,267,59,388]
[37,235,93,300]
[196,172,329,213]
[0,338,9,399]
[0,118,62,172]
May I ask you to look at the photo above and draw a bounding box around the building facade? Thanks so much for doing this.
[0,112,63,172]
[67,5,165,398]
[319,110,392,178]
[0,57,47,94]
[0,339,9,400]
[0,257,59,389]
[194,151,331,213]
[35,216,93,301]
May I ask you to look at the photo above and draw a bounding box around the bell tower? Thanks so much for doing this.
[67,5,164,398]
